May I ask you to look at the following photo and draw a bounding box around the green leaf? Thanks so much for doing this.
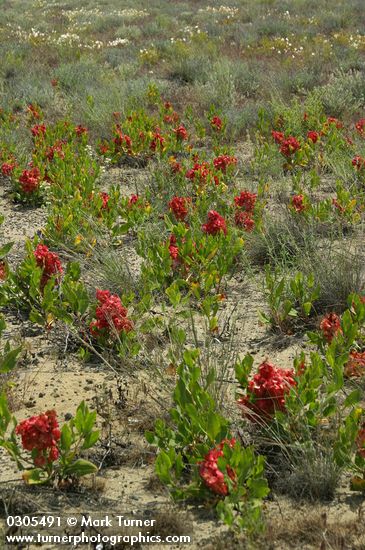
[155,450,172,484]
[258,311,270,324]
[0,242,14,259]
[66,262,81,281]
[23,468,48,485]
[341,310,353,334]
[82,430,99,450]
[165,282,181,308]
[63,459,98,477]
[206,413,221,441]
[0,347,21,373]
[29,309,45,325]
[0,392,12,434]
[248,477,270,499]
[343,389,362,408]
[302,302,312,316]
[60,424,73,451]
[145,431,155,445]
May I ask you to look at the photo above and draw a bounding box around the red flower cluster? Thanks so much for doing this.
[271,130,301,156]
[332,198,345,214]
[211,116,223,131]
[31,124,46,137]
[344,351,365,378]
[164,112,179,124]
[352,156,365,170]
[99,191,110,210]
[173,125,188,141]
[90,289,133,337]
[34,244,63,289]
[150,130,165,151]
[234,191,257,212]
[326,117,343,129]
[291,194,306,212]
[1,162,16,176]
[234,190,256,231]
[75,125,88,136]
[213,155,237,173]
[238,361,296,420]
[0,261,7,281]
[128,194,140,207]
[19,167,41,193]
[186,161,210,183]
[113,127,132,154]
[170,159,182,174]
[168,234,179,263]
[46,141,65,161]
[320,313,342,342]
[202,210,227,236]
[355,119,365,135]
[27,104,40,119]
[271,130,284,144]
[99,143,109,155]
[199,438,236,496]
[234,211,254,231]
[280,136,301,157]
[307,131,319,143]
[168,196,190,221]
[16,410,60,467]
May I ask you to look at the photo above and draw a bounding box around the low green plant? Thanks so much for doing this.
[0,398,99,485]
[260,267,320,332]
[146,349,269,533]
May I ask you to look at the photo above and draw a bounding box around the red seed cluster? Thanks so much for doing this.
[168,196,190,221]
[352,156,365,170]
[307,131,319,143]
[238,361,296,421]
[213,155,237,173]
[16,410,60,467]
[233,190,256,231]
[173,125,188,141]
[150,130,165,151]
[128,194,139,206]
[202,210,227,236]
[271,130,284,144]
[234,191,257,212]
[234,210,254,231]
[1,162,16,176]
[271,131,301,157]
[75,125,88,136]
[46,141,65,161]
[90,289,133,337]
[355,118,365,135]
[31,124,46,137]
[185,162,211,183]
[168,234,179,263]
[34,244,63,289]
[99,191,110,210]
[279,136,301,157]
[199,438,236,496]
[19,167,41,194]
[113,127,132,154]
[344,351,365,378]
[326,117,343,129]
[291,194,306,212]
[319,313,342,342]
[210,116,223,131]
